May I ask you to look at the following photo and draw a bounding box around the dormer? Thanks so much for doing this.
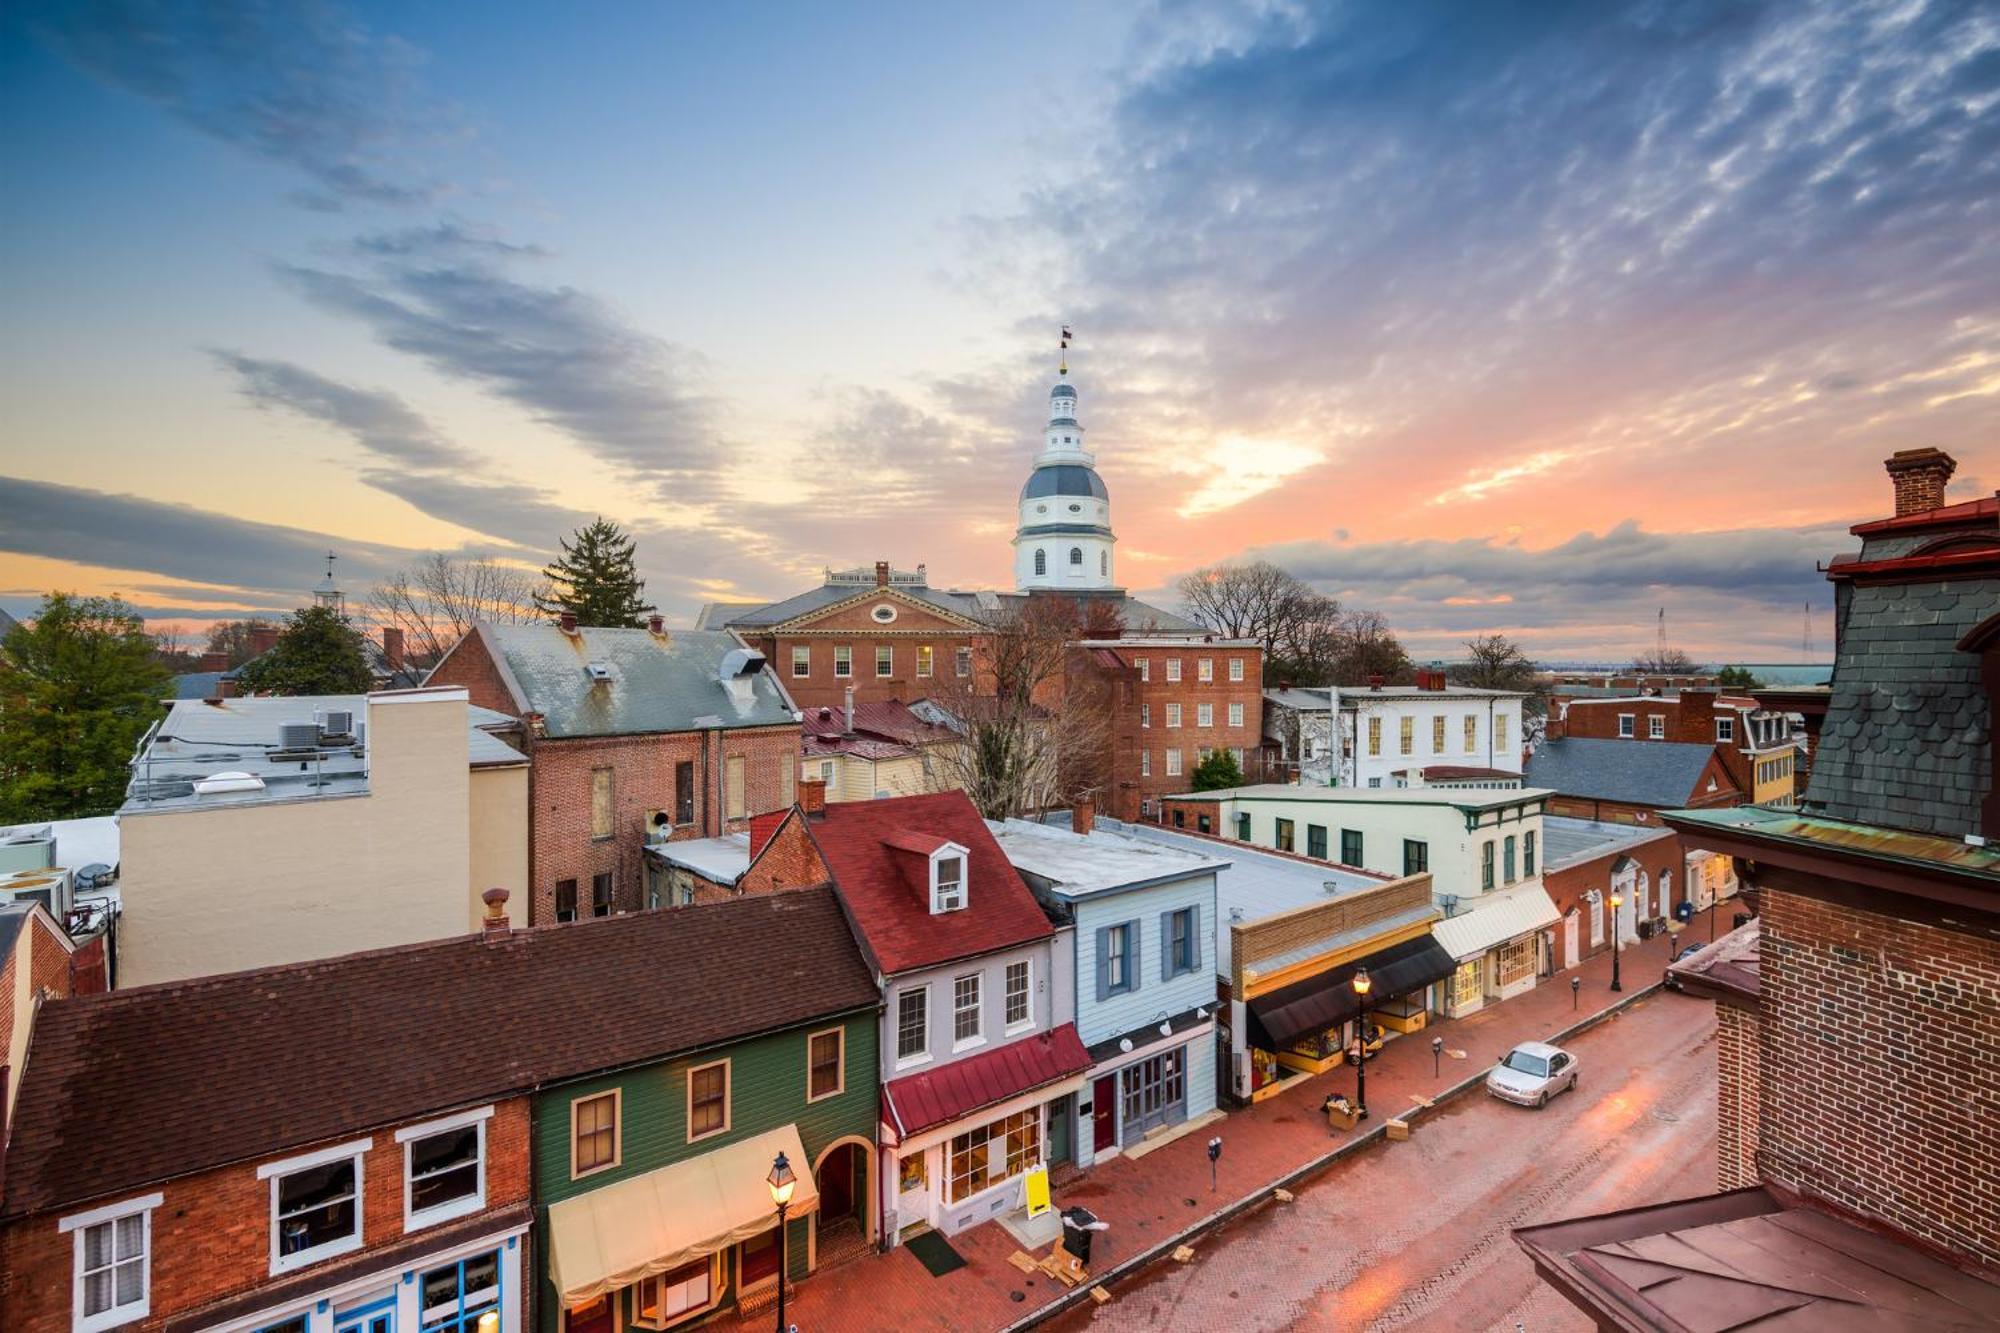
[930,843,968,914]
[879,829,970,914]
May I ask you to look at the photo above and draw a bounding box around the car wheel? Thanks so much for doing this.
[1536,1091,1548,1108]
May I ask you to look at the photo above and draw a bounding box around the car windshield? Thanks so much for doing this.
[1502,1050,1550,1077]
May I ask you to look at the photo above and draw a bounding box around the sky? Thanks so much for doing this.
[1,0,1995,662]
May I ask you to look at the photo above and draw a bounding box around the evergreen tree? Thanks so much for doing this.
[1190,748,1245,792]
[233,604,374,696]
[536,518,654,626]
[0,593,169,819]
[1715,665,1764,689]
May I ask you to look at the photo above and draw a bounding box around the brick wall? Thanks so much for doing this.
[1716,1002,1761,1190]
[0,1099,531,1333]
[529,726,798,922]
[741,811,831,897]
[427,628,521,716]
[1090,646,1265,822]
[1542,832,1687,955]
[1757,885,2000,1268]
[1232,874,1434,991]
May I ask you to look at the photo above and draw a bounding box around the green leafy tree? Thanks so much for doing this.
[1715,665,1764,689]
[1190,748,1245,792]
[536,518,654,626]
[233,604,373,696]
[0,593,169,819]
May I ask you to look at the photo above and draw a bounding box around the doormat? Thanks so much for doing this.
[905,1228,968,1277]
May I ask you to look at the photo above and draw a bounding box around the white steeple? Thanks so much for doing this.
[1013,325,1116,591]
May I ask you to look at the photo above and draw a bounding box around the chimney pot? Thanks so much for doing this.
[875,560,890,588]
[198,651,229,673]
[1073,796,1096,837]
[647,613,665,635]
[800,776,827,818]
[480,887,510,936]
[1884,447,1956,517]
[844,685,856,737]
[381,626,404,670]
[1369,674,1384,691]
[559,611,579,634]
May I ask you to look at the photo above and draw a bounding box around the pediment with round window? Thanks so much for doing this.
[871,604,898,624]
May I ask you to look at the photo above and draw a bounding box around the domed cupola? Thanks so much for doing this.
[1014,325,1116,591]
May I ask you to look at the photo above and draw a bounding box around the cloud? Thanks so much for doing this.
[348,221,548,260]
[211,351,475,471]
[25,0,465,206]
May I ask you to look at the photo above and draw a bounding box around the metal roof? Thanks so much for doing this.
[1668,804,2000,880]
[1540,815,1674,871]
[988,817,1227,899]
[1161,783,1550,812]
[1524,737,1724,808]
[1021,464,1109,501]
[648,832,751,886]
[880,1023,1089,1139]
[481,624,793,738]
[1265,687,1334,711]
[1431,882,1562,961]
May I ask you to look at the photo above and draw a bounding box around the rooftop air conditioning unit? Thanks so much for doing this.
[277,722,321,753]
[319,709,355,739]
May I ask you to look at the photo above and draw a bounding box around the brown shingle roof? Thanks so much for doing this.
[3,887,877,1219]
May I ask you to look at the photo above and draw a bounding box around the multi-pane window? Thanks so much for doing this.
[1197,703,1213,727]
[1496,714,1509,750]
[956,646,972,677]
[572,1092,619,1175]
[1165,748,1183,777]
[1141,750,1152,777]
[916,644,934,677]
[1166,703,1183,728]
[1103,923,1134,994]
[1198,658,1213,682]
[271,1152,361,1268]
[1005,961,1031,1027]
[1228,658,1245,682]
[1275,818,1295,852]
[419,1252,502,1333]
[69,1204,151,1331]
[947,1109,1039,1202]
[1481,841,1496,890]
[1716,716,1735,743]
[953,973,982,1044]
[405,1117,483,1225]
[688,1061,729,1140]
[1306,825,1328,859]
[634,1258,715,1329]
[933,854,964,912]
[1368,717,1382,756]
[897,986,928,1060]
[1617,713,1634,738]
[1649,715,1666,740]
[591,767,614,839]
[834,645,852,678]
[1227,702,1244,727]
[1165,658,1182,682]
[591,872,613,917]
[1136,658,1150,682]
[1341,829,1364,866]
[1523,830,1537,877]
[1141,702,1151,728]
[1399,716,1414,755]
[555,878,578,923]
[1168,907,1196,976]
[791,645,810,678]
[1428,715,1443,753]
[876,645,894,678]
[675,760,695,825]
[1464,715,1477,753]
[1404,839,1429,874]
[808,1029,844,1100]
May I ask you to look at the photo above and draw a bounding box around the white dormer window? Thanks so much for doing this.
[931,847,967,913]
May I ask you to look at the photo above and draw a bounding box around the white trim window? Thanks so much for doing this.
[1649,715,1666,740]
[1140,750,1151,778]
[834,645,852,678]
[398,1106,491,1231]
[790,645,810,678]
[956,645,973,678]
[63,1193,160,1333]
[1165,659,1182,682]
[953,972,983,1046]
[1165,748,1183,777]
[1196,703,1213,727]
[1136,658,1150,682]
[930,844,968,913]
[1228,658,1245,682]
[1716,715,1735,743]
[1165,703,1182,729]
[1197,658,1213,682]
[261,1138,370,1274]
[1228,702,1244,728]
[1141,703,1150,728]
[1617,713,1634,738]
[1004,960,1032,1030]
[896,985,929,1063]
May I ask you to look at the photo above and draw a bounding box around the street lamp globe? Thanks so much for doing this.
[1353,967,1372,998]
[767,1152,796,1208]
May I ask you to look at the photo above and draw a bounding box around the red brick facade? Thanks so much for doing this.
[0,1099,531,1333]
[426,625,520,717]
[1541,829,1684,961]
[739,807,832,897]
[1081,643,1266,823]
[735,589,984,713]
[1715,1002,1760,1191]
[1756,882,2000,1267]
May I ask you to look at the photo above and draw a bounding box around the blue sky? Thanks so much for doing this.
[1,1,1994,659]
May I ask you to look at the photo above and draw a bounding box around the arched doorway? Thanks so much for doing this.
[812,1136,875,1265]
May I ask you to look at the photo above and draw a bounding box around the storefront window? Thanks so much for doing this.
[1451,961,1481,1011]
[1497,937,1535,985]
[1120,1049,1187,1141]
[419,1250,499,1332]
[947,1108,1040,1202]
[634,1257,717,1328]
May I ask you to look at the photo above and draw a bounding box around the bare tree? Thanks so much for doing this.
[1629,647,1699,675]
[1177,561,1336,657]
[1451,633,1539,691]
[370,553,542,663]
[922,596,1113,819]
[203,617,281,668]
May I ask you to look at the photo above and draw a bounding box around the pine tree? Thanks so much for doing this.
[536,518,654,627]
[0,593,169,819]
[233,604,374,696]
[1190,748,1245,793]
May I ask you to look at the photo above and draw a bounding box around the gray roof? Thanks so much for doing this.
[693,601,764,630]
[1338,683,1528,702]
[1806,573,1995,837]
[647,832,751,886]
[1051,383,1075,398]
[1265,687,1334,711]
[1524,738,1722,808]
[0,902,32,961]
[988,817,1226,899]
[720,581,980,629]
[480,624,794,738]
[170,671,225,700]
[1021,464,1108,502]
[715,576,1206,637]
[1540,815,1674,871]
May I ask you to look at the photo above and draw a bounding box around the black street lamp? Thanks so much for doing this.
[1352,967,1372,1119]
[1609,892,1624,992]
[767,1152,796,1333]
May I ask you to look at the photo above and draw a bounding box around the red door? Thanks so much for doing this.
[1092,1074,1117,1153]
[819,1143,855,1220]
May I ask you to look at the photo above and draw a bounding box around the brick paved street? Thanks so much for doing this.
[714,909,1731,1333]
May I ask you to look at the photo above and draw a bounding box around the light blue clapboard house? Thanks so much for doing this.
[989,813,1226,1167]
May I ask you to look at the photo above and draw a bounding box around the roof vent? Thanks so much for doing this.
[194,771,267,795]
[719,647,766,680]
[585,662,614,684]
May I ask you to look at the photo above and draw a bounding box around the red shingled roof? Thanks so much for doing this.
[804,791,1053,975]
[881,1023,1090,1139]
[3,886,877,1219]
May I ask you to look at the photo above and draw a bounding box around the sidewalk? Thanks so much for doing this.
[714,906,1725,1333]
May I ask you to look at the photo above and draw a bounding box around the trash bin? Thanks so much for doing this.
[1061,1206,1106,1267]
[1674,900,1694,923]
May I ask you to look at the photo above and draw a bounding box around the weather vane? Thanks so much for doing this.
[1060,323,1072,376]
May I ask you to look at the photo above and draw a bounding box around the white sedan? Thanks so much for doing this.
[1485,1040,1578,1108]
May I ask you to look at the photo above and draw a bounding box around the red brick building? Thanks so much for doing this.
[1551,687,1801,807]
[427,619,801,924]
[1073,638,1267,823]
[1517,448,2000,1325]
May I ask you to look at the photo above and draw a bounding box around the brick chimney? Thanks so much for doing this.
[874,560,890,588]
[198,651,229,673]
[1368,674,1384,691]
[647,613,666,636]
[381,626,404,671]
[1073,796,1096,837]
[1885,447,1956,516]
[559,611,579,634]
[248,624,280,658]
[799,776,828,818]
[480,887,510,938]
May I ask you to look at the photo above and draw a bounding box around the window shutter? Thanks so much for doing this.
[1189,904,1202,973]
[1159,911,1174,980]
[1127,921,1142,994]
[1095,926,1112,1003]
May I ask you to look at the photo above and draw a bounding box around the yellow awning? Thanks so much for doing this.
[549,1123,821,1306]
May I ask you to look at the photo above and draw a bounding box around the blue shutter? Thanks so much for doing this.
[1189,903,1202,974]
[1127,921,1141,994]
[1095,925,1112,1002]
[1159,911,1174,981]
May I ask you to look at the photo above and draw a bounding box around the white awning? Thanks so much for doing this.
[548,1123,819,1306]
[1432,883,1562,961]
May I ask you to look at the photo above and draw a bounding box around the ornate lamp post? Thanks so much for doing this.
[1609,892,1624,992]
[767,1152,797,1333]
[1352,967,1373,1119]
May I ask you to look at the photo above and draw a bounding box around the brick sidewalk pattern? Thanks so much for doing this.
[711,909,1726,1333]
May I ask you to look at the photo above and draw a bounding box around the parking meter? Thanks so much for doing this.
[1207,1136,1222,1192]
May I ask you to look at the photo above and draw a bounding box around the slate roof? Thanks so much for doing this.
[880,1022,1089,1139]
[169,670,225,699]
[478,623,794,738]
[3,885,877,1218]
[803,791,1052,975]
[715,576,1205,636]
[1524,737,1726,808]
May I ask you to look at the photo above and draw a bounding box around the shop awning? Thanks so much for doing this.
[1431,883,1562,962]
[547,1123,819,1306]
[882,1023,1090,1140]
[1245,934,1458,1053]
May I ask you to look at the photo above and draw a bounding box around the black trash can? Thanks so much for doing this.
[1675,899,1695,923]
[1061,1206,1106,1267]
